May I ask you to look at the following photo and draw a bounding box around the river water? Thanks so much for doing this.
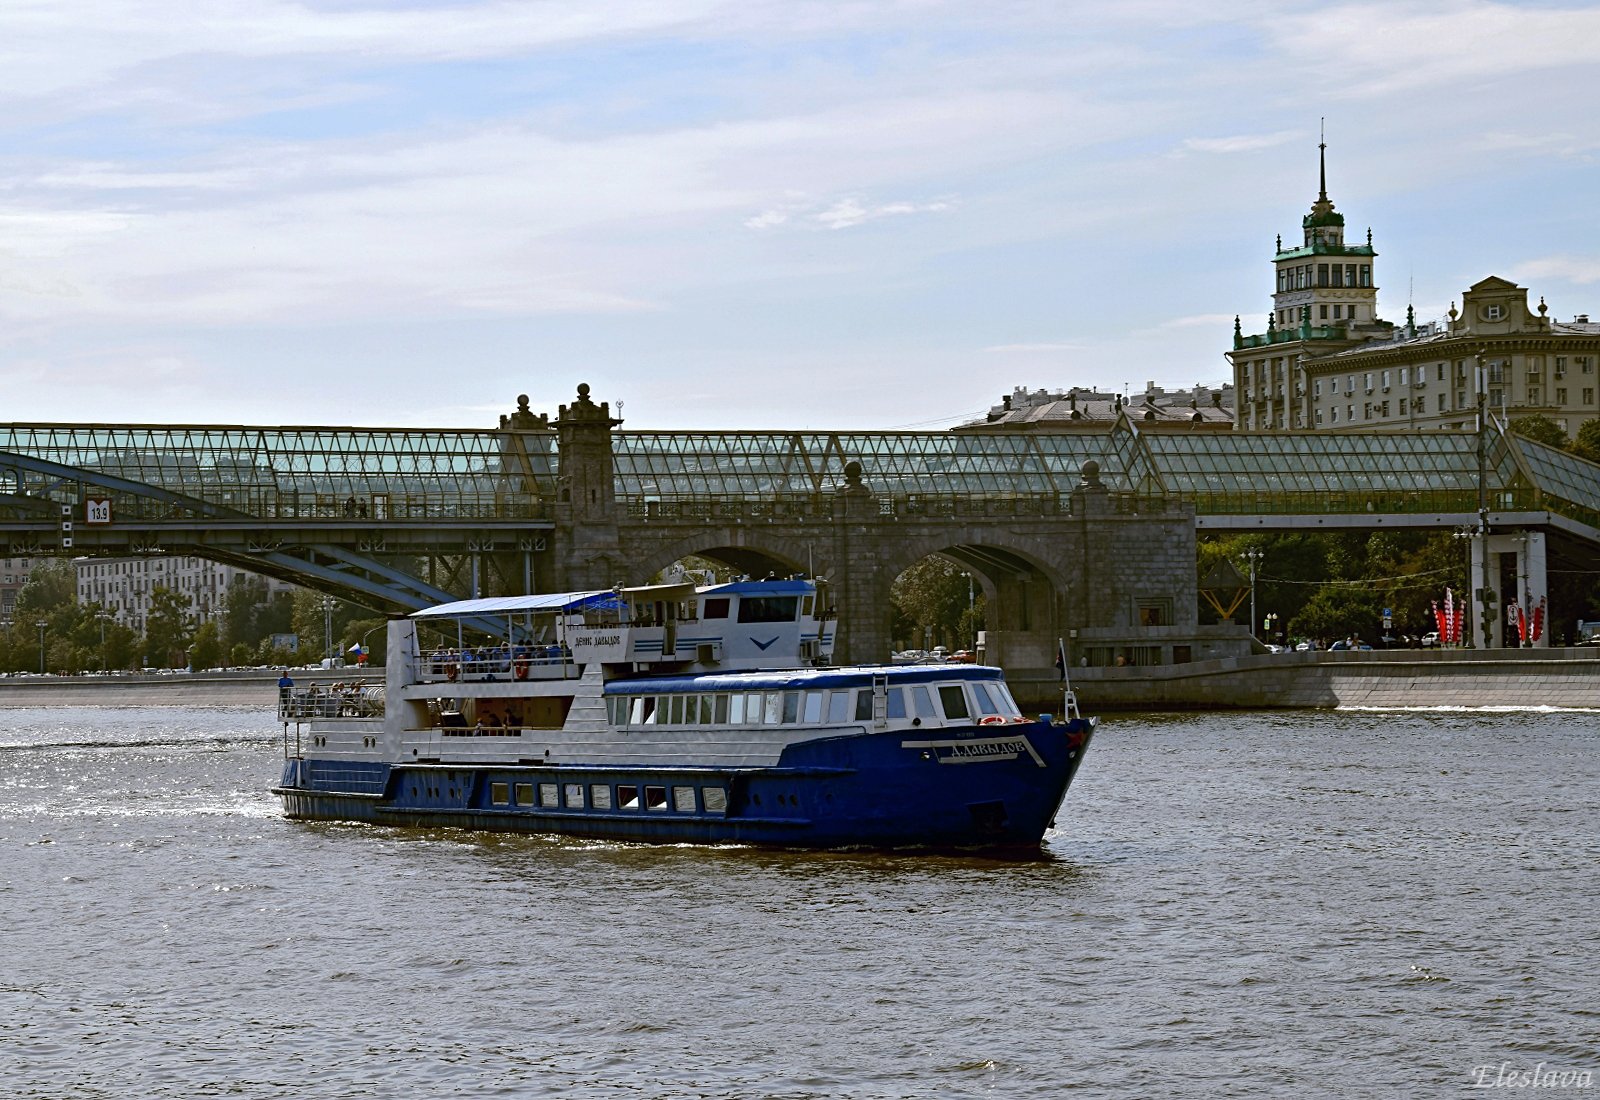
[1,705,1595,1098]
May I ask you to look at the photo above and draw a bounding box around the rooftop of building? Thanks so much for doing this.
[963,383,1234,430]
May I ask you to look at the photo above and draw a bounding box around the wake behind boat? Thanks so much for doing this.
[272,578,1095,849]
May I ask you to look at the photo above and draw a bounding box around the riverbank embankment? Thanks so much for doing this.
[0,669,375,707]
[1017,647,1600,711]
[4,650,1597,710]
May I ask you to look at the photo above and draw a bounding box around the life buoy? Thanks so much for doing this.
[513,659,531,681]
[979,715,1007,726]
[1010,715,1029,723]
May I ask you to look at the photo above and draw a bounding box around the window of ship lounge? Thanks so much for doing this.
[736,596,798,623]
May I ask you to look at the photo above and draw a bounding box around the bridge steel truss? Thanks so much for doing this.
[3,415,1600,619]
[0,425,556,609]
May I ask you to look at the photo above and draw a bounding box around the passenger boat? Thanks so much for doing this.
[271,578,1095,849]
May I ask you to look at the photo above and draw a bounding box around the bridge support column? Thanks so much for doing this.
[1525,530,1549,648]
[1470,537,1500,649]
[1489,530,1548,648]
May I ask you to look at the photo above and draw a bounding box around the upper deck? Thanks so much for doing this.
[400,577,838,686]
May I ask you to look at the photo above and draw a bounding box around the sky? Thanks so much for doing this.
[3,0,1599,432]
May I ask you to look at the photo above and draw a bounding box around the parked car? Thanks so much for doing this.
[1420,631,1440,647]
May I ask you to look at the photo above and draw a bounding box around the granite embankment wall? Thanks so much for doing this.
[1022,648,1600,711]
[3,652,1596,710]
[0,669,373,707]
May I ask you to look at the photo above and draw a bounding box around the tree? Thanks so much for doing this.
[1289,585,1385,645]
[221,575,268,651]
[1509,414,1568,450]
[891,557,982,650]
[1572,419,1600,465]
[15,559,77,616]
[189,621,223,670]
[145,586,194,668]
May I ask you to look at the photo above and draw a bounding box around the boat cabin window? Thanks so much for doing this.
[702,598,730,619]
[971,682,1001,715]
[619,785,640,810]
[590,784,612,809]
[737,596,798,623]
[762,693,783,725]
[802,691,823,723]
[827,691,850,723]
[801,595,814,617]
[729,693,747,723]
[854,689,874,721]
[714,694,729,723]
[911,686,937,720]
[564,783,584,808]
[886,688,907,720]
[516,782,535,805]
[938,685,970,720]
[781,692,800,723]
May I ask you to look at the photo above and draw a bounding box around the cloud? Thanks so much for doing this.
[1512,256,1600,286]
[1178,131,1299,155]
[1265,1,1600,99]
[813,197,953,230]
[982,342,1086,353]
[1161,313,1239,329]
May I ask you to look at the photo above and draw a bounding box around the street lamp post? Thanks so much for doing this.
[961,572,974,649]
[97,610,111,671]
[36,620,48,675]
[1242,548,1264,641]
[1475,349,1495,648]
[1452,524,1476,647]
[321,596,335,665]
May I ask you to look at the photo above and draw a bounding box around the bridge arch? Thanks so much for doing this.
[628,529,821,586]
[869,528,1070,669]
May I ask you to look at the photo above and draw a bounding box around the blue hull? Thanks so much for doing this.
[274,719,1094,850]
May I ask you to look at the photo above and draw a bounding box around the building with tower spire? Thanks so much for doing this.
[1227,133,1394,430]
[1228,136,1600,436]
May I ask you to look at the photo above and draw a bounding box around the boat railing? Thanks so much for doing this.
[413,647,579,684]
[279,683,383,721]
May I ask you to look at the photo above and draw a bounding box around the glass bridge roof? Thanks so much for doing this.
[1,419,1597,528]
